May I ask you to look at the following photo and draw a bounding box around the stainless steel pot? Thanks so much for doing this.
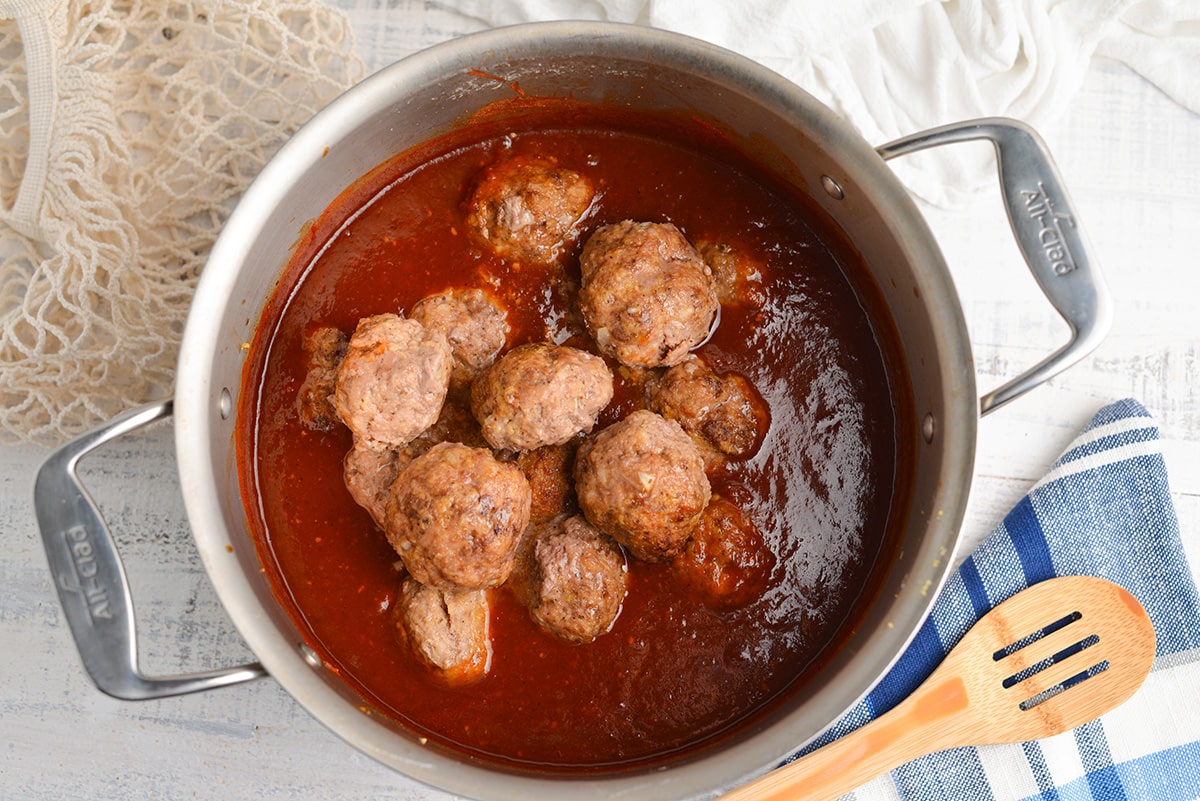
[35,21,1111,801]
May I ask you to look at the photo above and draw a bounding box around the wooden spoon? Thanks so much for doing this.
[718,575,1156,801]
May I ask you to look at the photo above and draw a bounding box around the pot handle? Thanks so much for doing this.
[34,399,268,700]
[877,117,1113,415]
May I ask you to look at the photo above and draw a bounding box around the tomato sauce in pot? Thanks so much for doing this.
[239,100,914,772]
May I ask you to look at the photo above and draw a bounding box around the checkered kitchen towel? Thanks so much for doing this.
[793,398,1200,800]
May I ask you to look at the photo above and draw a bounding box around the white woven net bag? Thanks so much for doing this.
[0,0,363,444]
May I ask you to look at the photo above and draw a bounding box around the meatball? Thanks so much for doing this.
[395,578,491,685]
[646,355,768,458]
[529,515,627,643]
[410,397,490,452]
[517,440,580,524]
[344,399,491,529]
[344,441,409,529]
[578,221,719,368]
[411,288,509,391]
[471,342,613,452]
[333,314,452,451]
[384,442,531,590]
[575,409,711,561]
[676,497,774,610]
[296,326,348,431]
[465,155,595,264]
[696,240,767,308]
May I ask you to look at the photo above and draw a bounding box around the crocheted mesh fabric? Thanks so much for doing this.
[0,0,364,444]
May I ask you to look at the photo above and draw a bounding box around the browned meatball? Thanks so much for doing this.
[529,515,627,643]
[471,343,613,452]
[675,497,775,610]
[411,288,509,391]
[344,441,409,529]
[578,221,719,368]
[394,578,491,685]
[696,240,768,308]
[384,442,531,590]
[574,409,711,562]
[465,156,595,264]
[403,396,490,457]
[344,398,491,530]
[333,314,452,450]
[296,326,348,430]
[646,355,768,458]
[517,440,580,524]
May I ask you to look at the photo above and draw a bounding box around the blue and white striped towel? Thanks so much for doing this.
[792,398,1200,800]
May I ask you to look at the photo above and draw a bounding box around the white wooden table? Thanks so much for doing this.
[2,4,1197,799]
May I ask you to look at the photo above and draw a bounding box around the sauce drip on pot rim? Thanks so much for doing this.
[238,100,915,772]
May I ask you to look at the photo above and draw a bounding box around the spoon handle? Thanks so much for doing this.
[716,676,971,801]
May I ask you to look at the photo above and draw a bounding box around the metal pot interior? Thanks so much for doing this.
[174,21,976,801]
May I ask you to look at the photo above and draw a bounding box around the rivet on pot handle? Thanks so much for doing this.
[877,117,1114,415]
[34,399,268,700]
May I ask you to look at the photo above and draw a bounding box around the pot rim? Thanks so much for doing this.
[175,20,975,801]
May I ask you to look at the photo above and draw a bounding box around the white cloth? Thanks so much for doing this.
[442,0,1200,206]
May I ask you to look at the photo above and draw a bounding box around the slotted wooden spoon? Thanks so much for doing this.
[719,575,1156,801]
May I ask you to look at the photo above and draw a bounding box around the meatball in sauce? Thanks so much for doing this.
[646,354,768,459]
[675,496,775,611]
[343,441,408,530]
[334,314,452,451]
[465,155,595,265]
[574,409,711,562]
[296,326,348,431]
[528,514,627,643]
[394,578,491,686]
[411,288,509,393]
[343,397,491,528]
[578,221,719,368]
[384,442,532,591]
[696,239,768,308]
[517,440,581,525]
[471,342,613,453]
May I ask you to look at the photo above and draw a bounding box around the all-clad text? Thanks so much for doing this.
[60,525,113,622]
[1022,183,1078,276]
